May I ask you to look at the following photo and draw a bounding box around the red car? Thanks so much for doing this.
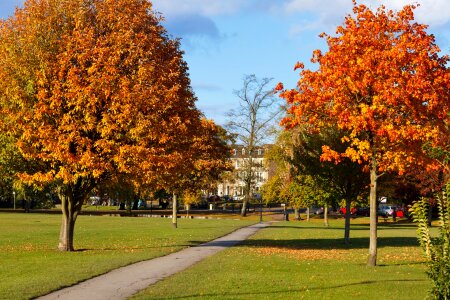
[340,207,357,215]
[340,207,370,216]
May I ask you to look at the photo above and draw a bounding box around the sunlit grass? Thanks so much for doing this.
[0,213,255,299]
[133,219,430,300]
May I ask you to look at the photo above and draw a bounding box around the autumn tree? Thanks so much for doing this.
[0,132,54,209]
[264,128,364,229]
[0,133,20,206]
[226,74,281,217]
[290,127,367,242]
[279,2,450,266]
[262,131,319,221]
[0,0,224,250]
[155,119,230,228]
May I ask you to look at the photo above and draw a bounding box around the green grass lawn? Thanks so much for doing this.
[0,213,255,299]
[133,218,430,300]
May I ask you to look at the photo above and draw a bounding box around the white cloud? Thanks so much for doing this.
[151,0,249,17]
[279,0,450,30]
[373,0,450,27]
[270,0,450,41]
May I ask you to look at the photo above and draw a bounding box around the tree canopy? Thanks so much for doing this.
[278,1,450,266]
[0,0,228,250]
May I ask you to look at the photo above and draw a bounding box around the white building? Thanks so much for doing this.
[216,145,272,199]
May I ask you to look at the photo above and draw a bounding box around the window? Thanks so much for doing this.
[242,148,245,155]
[258,149,262,155]
[233,149,237,156]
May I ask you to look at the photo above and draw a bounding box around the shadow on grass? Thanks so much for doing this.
[270,223,416,230]
[267,225,370,231]
[75,243,196,252]
[237,235,419,250]
[148,279,427,300]
[188,235,419,251]
[377,261,426,267]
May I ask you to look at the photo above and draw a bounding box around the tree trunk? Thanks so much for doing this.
[172,193,178,228]
[294,207,300,220]
[240,198,248,217]
[324,206,329,227]
[58,213,77,251]
[344,198,351,245]
[57,179,96,251]
[367,156,378,266]
[125,197,133,214]
[58,195,83,251]
[185,204,190,218]
[427,202,432,227]
[306,207,310,222]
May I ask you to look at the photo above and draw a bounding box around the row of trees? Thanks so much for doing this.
[0,0,230,250]
[272,1,449,267]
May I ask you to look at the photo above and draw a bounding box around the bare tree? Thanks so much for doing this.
[226,74,281,217]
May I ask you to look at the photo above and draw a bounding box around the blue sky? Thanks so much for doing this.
[2,1,450,125]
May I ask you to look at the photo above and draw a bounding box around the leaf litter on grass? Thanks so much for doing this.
[249,246,424,263]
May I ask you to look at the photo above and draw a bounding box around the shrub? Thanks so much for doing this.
[410,184,450,299]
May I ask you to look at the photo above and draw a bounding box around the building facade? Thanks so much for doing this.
[216,145,272,199]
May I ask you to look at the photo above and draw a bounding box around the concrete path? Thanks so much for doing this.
[38,222,270,300]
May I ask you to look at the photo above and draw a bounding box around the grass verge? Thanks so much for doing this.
[132,218,430,300]
[0,213,255,299]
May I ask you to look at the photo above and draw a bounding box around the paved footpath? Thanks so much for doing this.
[38,222,270,300]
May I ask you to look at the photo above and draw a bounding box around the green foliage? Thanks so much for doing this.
[287,175,325,209]
[261,131,328,208]
[410,184,450,299]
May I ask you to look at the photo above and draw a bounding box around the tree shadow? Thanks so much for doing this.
[356,223,417,229]
[149,279,427,300]
[265,223,416,231]
[74,243,196,252]
[238,235,419,250]
[187,235,419,251]
[266,225,370,231]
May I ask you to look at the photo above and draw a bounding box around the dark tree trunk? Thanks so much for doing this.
[344,198,351,245]
[427,202,432,227]
[126,198,132,214]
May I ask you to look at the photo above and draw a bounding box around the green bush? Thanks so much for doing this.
[410,184,450,299]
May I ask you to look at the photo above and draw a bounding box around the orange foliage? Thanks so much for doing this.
[280,2,450,174]
[0,0,228,191]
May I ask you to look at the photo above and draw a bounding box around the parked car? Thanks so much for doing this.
[378,204,398,217]
[232,195,244,201]
[340,207,369,216]
[354,207,370,216]
[310,206,334,215]
[310,206,324,214]
[339,207,357,215]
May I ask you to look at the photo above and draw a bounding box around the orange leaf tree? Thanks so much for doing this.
[0,0,226,250]
[279,2,450,266]
[153,118,231,228]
